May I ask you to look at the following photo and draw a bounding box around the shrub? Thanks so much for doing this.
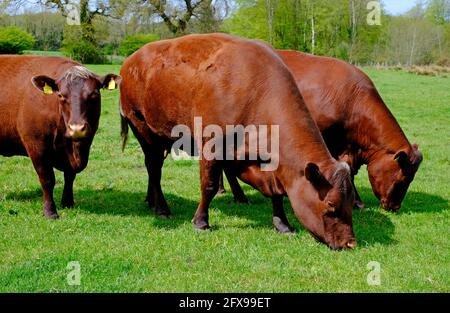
[119,34,159,57]
[62,25,106,64]
[0,26,35,54]
[436,57,450,67]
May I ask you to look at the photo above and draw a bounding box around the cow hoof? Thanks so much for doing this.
[273,217,295,234]
[193,221,211,231]
[43,211,59,219]
[61,200,74,208]
[155,207,172,219]
[217,188,226,195]
[354,200,365,209]
[157,212,172,219]
[234,196,249,204]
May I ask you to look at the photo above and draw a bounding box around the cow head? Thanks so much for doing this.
[290,161,356,250]
[367,144,423,212]
[32,66,121,141]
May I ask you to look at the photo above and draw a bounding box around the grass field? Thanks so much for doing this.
[0,65,449,292]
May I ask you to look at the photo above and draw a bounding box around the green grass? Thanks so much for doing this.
[22,50,125,64]
[0,65,449,292]
[22,50,64,57]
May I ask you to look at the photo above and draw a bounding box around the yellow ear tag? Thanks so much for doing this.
[43,83,53,95]
[108,79,116,90]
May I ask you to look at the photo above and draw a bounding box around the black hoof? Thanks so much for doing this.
[193,221,211,231]
[273,217,295,234]
[155,206,172,218]
[43,211,59,219]
[217,188,226,195]
[234,196,249,204]
[61,200,74,208]
[354,200,365,209]
[156,212,172,219]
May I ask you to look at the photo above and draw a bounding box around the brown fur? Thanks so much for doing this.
[120,34,357,250]
[222,50,423,211]
[0,55,120,218]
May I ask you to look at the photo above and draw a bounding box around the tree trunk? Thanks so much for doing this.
[409,26,417,66]
[266,0,274,45]
[350,0,356,62]
[79,0,95,44]
[303,0,307,49]
[311,0,315,54]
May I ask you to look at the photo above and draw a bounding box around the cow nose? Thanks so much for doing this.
[346,238,357,249]
[69,123,87,132]
[388,203,401,212]
[381,199,401,212]
[68,123,88,139]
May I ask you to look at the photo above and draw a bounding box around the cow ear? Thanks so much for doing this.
[394,150,409,167]
[304,163,331,199]
[411,144,423,166]
[98,74,122,90]
[31,76,58,95]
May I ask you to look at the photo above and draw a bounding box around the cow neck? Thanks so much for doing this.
[66,138,92,172]
[274,96,334,187]
[347,90,412,164]
[55,114,91,171]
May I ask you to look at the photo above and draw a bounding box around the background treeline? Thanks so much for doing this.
[0,0,449,66]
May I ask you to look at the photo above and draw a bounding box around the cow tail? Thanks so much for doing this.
[119,99,129,152]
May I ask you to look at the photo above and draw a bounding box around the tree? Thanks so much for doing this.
[36,0,128,63]
[143,0,217,35]
[0,26,35,54]
[119,33,159,56]
[311,0,315,54]
[426,0,450,24]
[221,0,269,42]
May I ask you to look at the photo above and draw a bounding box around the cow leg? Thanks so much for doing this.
[61,171,76,208]
[223,168,249,203]
[272,195,295,234]
[352,175,365,209]
[145,147,171,218]
[29,156,58,219]
[217,172,226,194]
[145,174,155,208]
[192,160,222,230]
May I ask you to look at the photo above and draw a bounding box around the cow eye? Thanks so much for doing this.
[90,91,100,98]
[57,94,66,101]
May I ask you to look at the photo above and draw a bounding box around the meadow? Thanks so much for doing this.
[0,65,449,292]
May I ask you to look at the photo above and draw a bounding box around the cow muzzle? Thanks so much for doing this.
[67,123,89,141]
[381,199,401,212]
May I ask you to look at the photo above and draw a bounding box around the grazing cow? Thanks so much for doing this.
[120,33,357,250]
[0,56,121,218]
[220,50,423,212]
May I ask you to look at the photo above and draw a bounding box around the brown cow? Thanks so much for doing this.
[120,33,357,250]
[0,55,121,218]
[220,50,423,212]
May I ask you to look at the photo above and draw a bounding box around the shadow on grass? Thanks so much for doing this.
[5,183,448,248]
[4,188,42,201]
[215,190,397,246]
[356,186,449,214]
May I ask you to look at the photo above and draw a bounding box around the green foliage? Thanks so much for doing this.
[425,0,450,25]
[222,0,269,42]
[118,34,160,57]
[62,25,106,64]
[0,26,35,54]
[222,0,450,65]
[0,13,64,51]
[0,65,449,292]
